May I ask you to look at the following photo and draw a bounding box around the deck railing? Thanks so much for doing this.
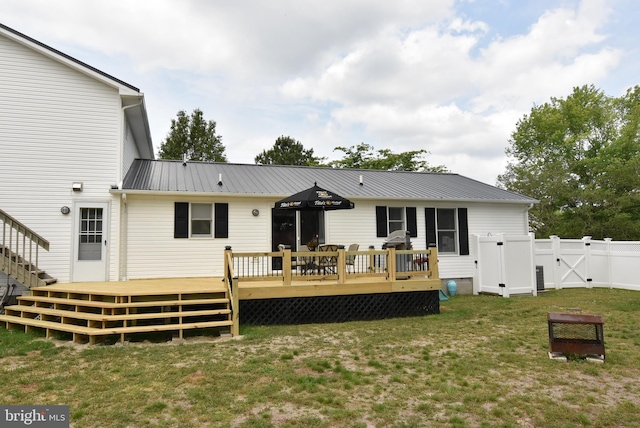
[0,209,51,288]
[225,245,439,285]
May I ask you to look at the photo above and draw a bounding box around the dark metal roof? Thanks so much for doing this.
[0,22,140,92]
[122,159,537,204]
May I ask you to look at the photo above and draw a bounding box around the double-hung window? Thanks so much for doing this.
[388,207,404,234]
[436,209,457,253]
[191,203,212,237]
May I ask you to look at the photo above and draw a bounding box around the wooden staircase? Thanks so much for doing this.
[0,282,234,344]
[1,209,56,288]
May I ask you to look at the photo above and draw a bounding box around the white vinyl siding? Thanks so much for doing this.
[122,118,140,177]
[125,195,273,279]
[123,195,531,281]
[0,34,122,283]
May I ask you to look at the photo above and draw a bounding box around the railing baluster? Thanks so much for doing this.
[0,209,51,288]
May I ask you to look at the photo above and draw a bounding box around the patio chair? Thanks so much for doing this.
[317,244,339,274]
[345,243,359,272]
[292,245,314,274]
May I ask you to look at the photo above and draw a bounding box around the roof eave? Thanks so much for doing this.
[122,96,154,159]
[110,188,539,205]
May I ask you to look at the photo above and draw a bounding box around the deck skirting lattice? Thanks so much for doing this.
[239,290,440,325]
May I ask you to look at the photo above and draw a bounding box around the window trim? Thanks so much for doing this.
[436,208,458,254]
[191,203,213,238]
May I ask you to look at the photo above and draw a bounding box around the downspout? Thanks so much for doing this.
[117,99,143,281]
[525,203,534,232]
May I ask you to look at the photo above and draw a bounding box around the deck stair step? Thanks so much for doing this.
[0,285,234,344]
[5,306,232,321]
[0,314,233,344]
[17,295,229,309]
[0,314,233,334]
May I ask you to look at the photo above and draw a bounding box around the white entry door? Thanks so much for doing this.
[72,202,109,282]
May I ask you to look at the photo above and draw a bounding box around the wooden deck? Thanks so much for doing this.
[0,246,441,344]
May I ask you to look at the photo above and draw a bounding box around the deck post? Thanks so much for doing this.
[282,246,292,286]
[368,246,376,272]
[387,246,396,281]
[428,245,439,280]
[224,245,240,336]
[337,245,346,284]
[230,276,240,336]
[224,246,232,278]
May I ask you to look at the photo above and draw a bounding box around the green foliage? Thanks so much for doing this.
[158,108,227,162]
[254,135,325,166]
[330,143,449,172]
[498,85,640,239]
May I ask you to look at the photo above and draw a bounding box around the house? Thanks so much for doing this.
[1,22,537,288]
[117,159,537,288]
[0,23,153,284]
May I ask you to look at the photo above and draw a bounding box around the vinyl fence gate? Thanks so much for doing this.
[472,234,537,297]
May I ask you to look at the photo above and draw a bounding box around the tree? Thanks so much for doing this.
[158,109,227,162]
[255,135,325,166]
[330,143,449,172]
[498,84,640,240]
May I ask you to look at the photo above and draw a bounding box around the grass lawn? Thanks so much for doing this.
[1,288,639,427]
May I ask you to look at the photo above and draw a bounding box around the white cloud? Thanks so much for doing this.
[1,0,634,185]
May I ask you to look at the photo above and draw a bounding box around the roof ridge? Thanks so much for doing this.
[142,158,458,176]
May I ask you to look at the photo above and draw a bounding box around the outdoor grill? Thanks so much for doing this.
[382,230,412,251]
[383,230,413,278]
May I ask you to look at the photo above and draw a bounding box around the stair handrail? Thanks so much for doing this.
[0,209,49,251]
[1,208,50,287]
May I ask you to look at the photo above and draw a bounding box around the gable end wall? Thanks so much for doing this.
[0,34,124,283]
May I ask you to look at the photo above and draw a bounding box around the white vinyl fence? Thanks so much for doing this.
[473,234,640,297]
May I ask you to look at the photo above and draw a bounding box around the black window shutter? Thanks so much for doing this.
[214,203,229,238]
[458,208,469,255]
[406,207,417,237]
[425,208,436,248]
[174,202,189,238]
[375,206,387,237]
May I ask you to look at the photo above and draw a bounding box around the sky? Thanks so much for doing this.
[2,0,638,185]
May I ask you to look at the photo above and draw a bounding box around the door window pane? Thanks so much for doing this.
[79,208,103,260]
